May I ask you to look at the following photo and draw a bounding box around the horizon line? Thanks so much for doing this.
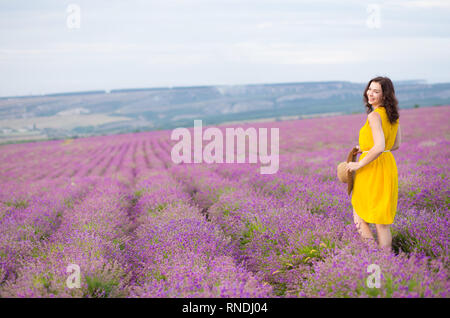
[0,78,433,100]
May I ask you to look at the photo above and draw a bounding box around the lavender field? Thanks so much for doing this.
[0,105,448,298]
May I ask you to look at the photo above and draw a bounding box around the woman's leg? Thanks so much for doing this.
[375,224,392,250]
[353,207,375,244]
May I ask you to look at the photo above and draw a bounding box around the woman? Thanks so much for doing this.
[346,76,401,250]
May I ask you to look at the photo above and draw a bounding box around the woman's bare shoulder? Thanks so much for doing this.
[367,110,382,123]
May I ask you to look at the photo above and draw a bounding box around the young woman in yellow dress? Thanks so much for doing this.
[346,76,402,250]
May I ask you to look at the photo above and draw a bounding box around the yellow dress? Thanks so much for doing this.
[351,106,399,224]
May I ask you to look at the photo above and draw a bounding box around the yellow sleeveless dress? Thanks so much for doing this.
[351,106,399,224]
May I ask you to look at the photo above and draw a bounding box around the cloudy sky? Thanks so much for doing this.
[1,0,449,97]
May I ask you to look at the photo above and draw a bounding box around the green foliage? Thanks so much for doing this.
[32,272,53,291]
[286,240,332,273]
[309,205,326,215]
[353,276,383,297]
[85,274,119,298]
[112,238,125,251]
[131,189,144,206]
[82,222,97,232]
[4,199,29,209]
[153,270,167,282]
[392,228,418,254]
[134,189,143,198]
[265,180,291,198]
[272,282,287,296]
[406,189,419,199]
[239,217,266,250]
[220,200,240,217]
[64,198,74,209]
[383,275,394,297]
[320,174,335,182]
[278,183,290,195]
[416,160,428,166]
[294,244,326,265]
[31,246,45,259]
[147,203,168,216]
[210,186,236,203]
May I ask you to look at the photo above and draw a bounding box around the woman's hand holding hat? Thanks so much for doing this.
[347,145,362,172]
[337,145,363,195]
[346,161,361,172]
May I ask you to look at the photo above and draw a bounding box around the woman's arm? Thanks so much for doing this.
[356,111,385,169]
[391,124,401,151]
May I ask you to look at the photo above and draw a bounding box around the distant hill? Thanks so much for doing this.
[1,80,449,144]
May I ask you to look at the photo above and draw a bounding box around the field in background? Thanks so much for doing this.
[0,105,448,297]
[2,80,450,143]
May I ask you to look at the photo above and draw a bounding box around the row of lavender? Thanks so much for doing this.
[125,169,272,297]
[0,176,136,297]
[0,132,153,295]
[0,178,95,290]
[0,133,166,182]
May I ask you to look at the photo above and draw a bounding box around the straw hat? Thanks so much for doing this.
[337,146,360,196]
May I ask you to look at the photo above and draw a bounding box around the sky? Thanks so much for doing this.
[0,0,450,97]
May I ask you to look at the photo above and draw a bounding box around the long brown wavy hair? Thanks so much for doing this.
[363,76,400,124]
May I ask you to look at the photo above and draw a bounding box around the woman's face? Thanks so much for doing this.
[367,81,383,107]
